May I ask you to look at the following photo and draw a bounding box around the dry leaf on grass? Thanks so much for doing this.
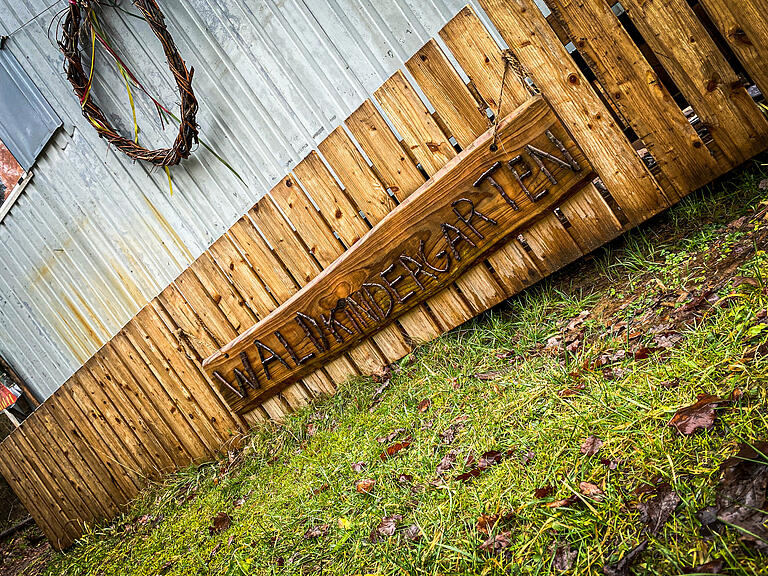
[304,524,329,539]
[377,428,406,444]
[379,439,412,461]
[355,478,375,494]
[474,371,504,381]
[534,485,554,499]
[699,441,768,550]
[558,383,587,397]
[403,524,422,542]
[311,483,329,497]
[439,422,465,445]
[476,511,513,535]
[546,496,579,508]
[579,481,605,501]
[683,560,724,574]
[370,515,402,542]
[603,540,647,576]
[209,512,232,535]
[668,393,730,435]
[351,461,366,472]
[553,542,577,571]
[479,531,511,553]
[456,450,510,482]
[417,398,431,413]
[580,435,604,456]
[636,482,680,534]
[435,450,458,477]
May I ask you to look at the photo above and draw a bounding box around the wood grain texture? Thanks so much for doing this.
[438,4,613,283]
[549,0,720,198]
[620,0,768,166]
[697,0,768,98]
[478,0,669,225]
[205,97,595,414]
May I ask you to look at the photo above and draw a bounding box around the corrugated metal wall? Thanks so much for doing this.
[0,0,522,400]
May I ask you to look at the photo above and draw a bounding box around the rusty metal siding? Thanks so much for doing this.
[0,0,486,400]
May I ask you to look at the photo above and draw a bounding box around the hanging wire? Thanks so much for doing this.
[0,0,62,46]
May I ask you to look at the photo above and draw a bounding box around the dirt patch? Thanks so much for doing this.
[0,525,51,576]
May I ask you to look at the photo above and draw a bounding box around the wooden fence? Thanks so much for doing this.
[2,0,768,550]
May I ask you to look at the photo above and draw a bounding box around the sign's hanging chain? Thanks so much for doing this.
[490,49,539,152]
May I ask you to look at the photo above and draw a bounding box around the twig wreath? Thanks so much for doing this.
[59,0,199,166]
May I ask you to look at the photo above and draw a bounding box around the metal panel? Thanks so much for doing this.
[0,0,468,400]
[0,48,60,170]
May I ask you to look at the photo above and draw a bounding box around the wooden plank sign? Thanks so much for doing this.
[204,96,594,414]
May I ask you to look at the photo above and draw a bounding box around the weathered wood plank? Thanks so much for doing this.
[620,0,768,166]
[406,39,491,148]
[549,0,720,198]
[698,0,768,98]
[0,439,69,546]
[430,17,591,297]
[374,70,506,318]
[439,6,530,118]
[205,97,595,414]
[478,0,669,225]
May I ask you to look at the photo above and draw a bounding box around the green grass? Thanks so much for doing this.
[41,160,768,575]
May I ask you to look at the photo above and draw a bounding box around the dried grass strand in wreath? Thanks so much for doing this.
[59,0,198,166]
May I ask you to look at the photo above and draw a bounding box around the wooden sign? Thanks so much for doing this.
[203,96,595,414]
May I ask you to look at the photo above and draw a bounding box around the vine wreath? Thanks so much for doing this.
[59,0,199,166]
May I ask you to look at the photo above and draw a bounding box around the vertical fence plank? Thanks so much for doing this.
[373,70,496,326]
[697,0,768,97]
[0,440,70,547]
[620,0,768,166]
[549,0,720,198]
[478,0,669,226]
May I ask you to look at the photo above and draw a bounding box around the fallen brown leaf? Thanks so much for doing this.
[304,524,329,539]
[546,496,579,508]
[435,450,458,477]
[403,523,422,542]
[603,540,647,576]
[553,542,577,571]
[476,513,500,535]
[417,398,431,413]
[580,435,604,456]
[380,439,412,461]
[579,481,605,501]
[311,483,329,497]
[558,383,587,397]
[668,393,729,435]
[355,478,375,494]
[594,349,626,368]
[600,458,619,470]
[377,428,406,444]
[209,512,232,535]
[534,485,554,499]
[703,441,768,550]
[351,461,366,472]
[474,370,503,381]
[636,483,680,534]
[683,560,724,574]
[396,473,413,484]
[633,346,663,360]
[439,422,465,445]
[479,531,511,553]
[370,515,402,542]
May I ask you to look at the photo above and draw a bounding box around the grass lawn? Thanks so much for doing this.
[35,159,768,575]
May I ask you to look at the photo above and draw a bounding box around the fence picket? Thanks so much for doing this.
[620,0,768,166]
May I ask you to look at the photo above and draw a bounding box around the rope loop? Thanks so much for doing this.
[490,49,539,152]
